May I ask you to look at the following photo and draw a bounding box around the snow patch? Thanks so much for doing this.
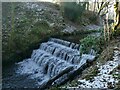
[67,50,120,88]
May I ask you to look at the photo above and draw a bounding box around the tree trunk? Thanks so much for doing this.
[114,2,120,32]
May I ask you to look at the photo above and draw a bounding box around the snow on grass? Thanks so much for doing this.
[66,50,120,89]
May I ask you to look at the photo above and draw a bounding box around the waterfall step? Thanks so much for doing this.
[17,38,96,89]
[39,42,80,64]
[49,38,80,50]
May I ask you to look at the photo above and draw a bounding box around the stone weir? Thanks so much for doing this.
[17,38,96,89]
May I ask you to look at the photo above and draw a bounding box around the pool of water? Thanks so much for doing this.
[2,33,98,89]
[2,64,40,88]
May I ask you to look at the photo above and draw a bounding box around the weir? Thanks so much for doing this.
[17,38,95,89]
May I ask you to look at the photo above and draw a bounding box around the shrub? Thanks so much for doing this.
[61,2,86,22]
[79,35,104,54]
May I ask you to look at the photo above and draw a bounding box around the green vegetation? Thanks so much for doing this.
[2,20,57,66]
[79,35,104,54]
[2,2,101,66]
[2,1,120,90]
[2,3,60,66]
[60,2,100,25]
[61,2,86,22]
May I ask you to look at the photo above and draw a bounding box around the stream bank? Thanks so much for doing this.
[2,32,92,89]
[2,2,107,89]
[60,37,120,89]
[2,29,102,89]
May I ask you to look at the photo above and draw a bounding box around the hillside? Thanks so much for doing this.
[2,2,119,90]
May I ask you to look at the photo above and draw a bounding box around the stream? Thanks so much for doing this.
[2,34,97,89]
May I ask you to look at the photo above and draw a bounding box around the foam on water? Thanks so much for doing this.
[16,38,96,88]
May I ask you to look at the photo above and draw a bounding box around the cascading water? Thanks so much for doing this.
[16,38,95,89]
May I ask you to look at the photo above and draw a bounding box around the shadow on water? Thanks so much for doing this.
[2,32,90,89]
[2,64,39,88]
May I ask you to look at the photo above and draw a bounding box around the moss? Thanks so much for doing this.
[2,20,58,66]
[2,2,65,66]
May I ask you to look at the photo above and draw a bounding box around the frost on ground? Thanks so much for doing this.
[65,49,120,89]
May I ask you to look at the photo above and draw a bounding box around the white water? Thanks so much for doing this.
[16,38,95,87]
